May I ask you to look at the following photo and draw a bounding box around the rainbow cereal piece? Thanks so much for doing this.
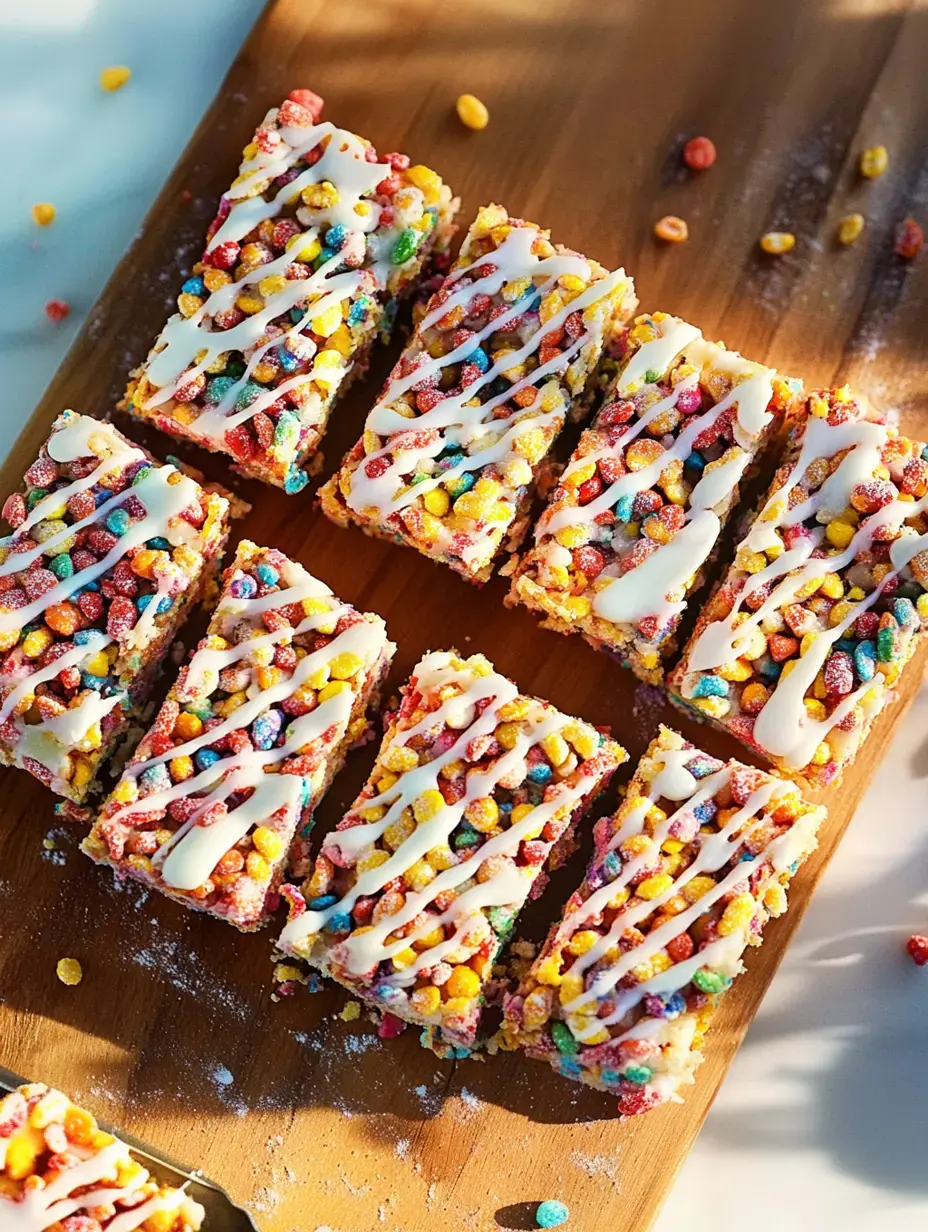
[319,205,637,582]
[123,90,458,493]
[82,542,395,930]
[0,411,230,803]
[0,1082,204,1229]
[508,313,801,681]
[670,387,928,786]
[501,726,825,1114]
[277,649,626,1051]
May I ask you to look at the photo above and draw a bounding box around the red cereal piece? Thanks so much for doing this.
[2,493,27,528]
[683,136,717,171]
[106,595,137,636]
[45,299,71,322]
[287,88,324,122]
[906,935,928,966]
[894,218,924,260]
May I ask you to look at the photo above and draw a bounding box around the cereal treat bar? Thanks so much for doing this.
[0,411,230,802]
[278,649,626,1051]
[82,541,395,930]
[0,1081,204,1229]
[319,204,637,582]
[501,726,825,1115]
[508,313,801,681]
[123,89,458,493]
[670,387,928,786]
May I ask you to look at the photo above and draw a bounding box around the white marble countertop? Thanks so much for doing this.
[1,3,926,1229]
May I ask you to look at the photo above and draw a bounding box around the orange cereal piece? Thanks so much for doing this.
[760,231,795,255]
[32,202,56,227]
[654,215,689,244]
[45,602,82,635]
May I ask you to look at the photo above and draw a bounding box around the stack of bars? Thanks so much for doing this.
[0,411,231,802]
[123,89,458,493]
[321,203,637,581]
[82,541,395,930]
[278,649,627,1055]
[0,1081,205,1229]
[501,726,826,1114]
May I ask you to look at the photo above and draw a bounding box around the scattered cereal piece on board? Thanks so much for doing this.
[100,65,132,92]
[654,215,688,243]
[859,144,888,179]
[56,957,82,986]
[837,213,865,246]
[45,299,71,322]
[683,135,716,170]
[894,218,924,260]
[456,93,489,130]
[32,203,55,227]
[339,999,362,1022]
[536,1199,570,1228]
[906,935,928,966]
[760,230,795,255]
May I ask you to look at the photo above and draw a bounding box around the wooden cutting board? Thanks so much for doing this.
[1,1,926,1229]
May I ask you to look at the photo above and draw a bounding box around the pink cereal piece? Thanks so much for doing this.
[287,88,324,122]
[25,457,58,488]
[377,1012,406,1039]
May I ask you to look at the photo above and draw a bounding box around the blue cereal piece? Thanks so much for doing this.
[536,1199,569,1228]
[105,508,130,536]
[49,554,73,580]
[347,295,373,328]
[692,674,728,699]
[235,382,263,412]
[306,894,338,910]
[255,562,280,587]
[894,596,917,628]
[229,574,257,600]
[325,223,348,250]
[324,911,352,934]
[685,753,723,779]
[204,376,236,406]
[146,536,170,551]
[623,1065,653,1085]
[854,640,877,681]
[274,410,301,448]
[693,799,718,824]
[615,493,635,522]
[140,763,172,793]
[466,346,490,372]
[194,747,222,772]
[527,762,553,785]
[685,450,706,473]
[284,468,309,495]
[252,707,284,750]
[181,275,206,297]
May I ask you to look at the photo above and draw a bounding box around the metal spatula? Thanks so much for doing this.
[0,1065,260,1230]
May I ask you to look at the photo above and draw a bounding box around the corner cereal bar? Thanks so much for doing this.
[670,387,928,786]
[319,204,637,582]
[278,649,626,1051]
[501,726,824,1115]
[0,1082,205,1229]
[123,89,458,493]
[508,313,800,681]
[82,542,395,930]
[0,412,230,802]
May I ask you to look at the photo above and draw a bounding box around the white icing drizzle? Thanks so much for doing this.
[685,413,928,768]
[552,745,811,1043]
[536,319,776,629]
[104,566,389,892]
[342,225,629,565]
[0,1135,196,1232]
[140,112,418,443]
[279,651,608,989]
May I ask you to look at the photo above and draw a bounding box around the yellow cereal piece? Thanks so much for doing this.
[169,755,194,782]
[455,93,489,130]
[567,930,600,956]
[178,292,204,318]
[535,956,563,986]
[759,231,795,255]
[811,741,832,766]
[465,796,499,832]
[860,145,888,179]
[22,628,54,659]
[446,965,481,1000]
[511,803,535,826]
[541,732,569,766]
[764,882,788,916]
[494,721,521,751]
[32,202,56,227]
[204,267,233,293]
[413,789,445,823]
[820,573,845,600]
[311,302,343,337]
[384,813,416,850]
[236,294,264,316]
[411,985,442,1016]
[405,859,436,892]
[5,1127,46,1179]
[425,844,455,872]
[423,487,450,516]
[252,826,284,861]
[735,548,767,575]
[246,851,270,881]
[329,651,363,680]
[301,180,340,210]
[288,234,322,263]
[406,164,443,204]
[564,461,597,488]
[392,947,418,971]
[837,213,865,246]
[339,999,362,1022]
[562,720,598,760]
[682,875,717,903]
[825,520,855,549]
[692,696,731,719]
[56,957,83,986]
[554,523,588,549]
[622,834,653,858]
[274,964,304,985]
[804,698,827,722]
[718,893,755,937]
[513,426,549,464]
[717,659,753,682]
[637,873,674,900]
[558,970,585,1005]
[100,65,132,92]
[318,680,351,703]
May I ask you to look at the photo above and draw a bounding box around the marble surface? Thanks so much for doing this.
[1,3,925,1229]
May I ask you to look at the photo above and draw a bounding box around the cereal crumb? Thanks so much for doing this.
[682,136,716,171]
[56,957,82,986]
[339,999,361,1022]
[906,935,928,965]
[859,144,888,179]
[654,215,688,243]
[760,231,795,255]
[456,93,489,130]
[32,203,55,227]
[100,65,132,92]
[45,300,71,322]
[536,1199,569,1227]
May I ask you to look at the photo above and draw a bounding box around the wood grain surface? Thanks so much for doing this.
[1,1,927,1229]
